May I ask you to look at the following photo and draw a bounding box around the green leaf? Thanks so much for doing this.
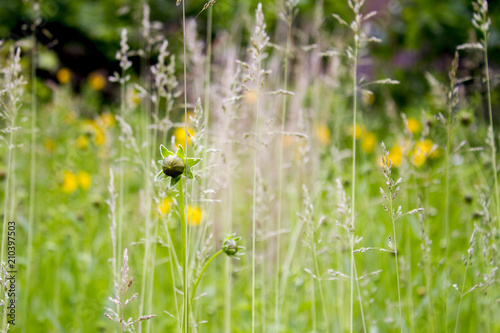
[176,145,185,159]
[170,176,181,188]
[154,170,166,182]
[186,157,201,168]
[160,144,173,158]
[185,165,194,179]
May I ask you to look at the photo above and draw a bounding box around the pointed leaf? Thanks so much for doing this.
[176,145,185,159]
[185,166,194,179]
[160,144,173,158]
[186,157,201,168]
[170,176,181,188]
[154,170,166,182]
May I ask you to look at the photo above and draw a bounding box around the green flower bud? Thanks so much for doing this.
[222,234,244,258]
[162,155,185,178]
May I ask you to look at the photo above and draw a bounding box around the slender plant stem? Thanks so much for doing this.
[275,12,292,330]
[312,247,329,330]
[178,177,189,333]
[390,199,403,332]
[24,30,37,331]
[190,250,223,305]
[454,261,470,333]
[484,45,500,228]
[349,41,358,333]
[251,45,262,333]
[181,0,189,330]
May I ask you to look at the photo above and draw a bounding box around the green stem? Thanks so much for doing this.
[350,41,358,333]
[190,250,223,306]
[484,45,500,229]
[454,261,470,333]
[276,14,292,331]
[390,199,403,332]
[178,177,189,333]
[312,247,329,330]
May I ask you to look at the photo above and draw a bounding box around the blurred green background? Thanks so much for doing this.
[1,0,499,111]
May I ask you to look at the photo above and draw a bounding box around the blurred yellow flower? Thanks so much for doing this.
[314,124,331,145]
[407,117,421,134]
[61,170,78,194]
[77,171,91,190]
[158,198,173,217]
[361,132,376,154]
[411,139,439,167]
[244,90,257,105]
[99,112,115,128]
[348,124,365,139]
[76,135,89,149]
[187,205,202,226]
[388,145,403,167]
[88,72,106,91]
[174,127,195,146]
[57,67,71,84]
[94,129,106,146]
[44,138,56,153]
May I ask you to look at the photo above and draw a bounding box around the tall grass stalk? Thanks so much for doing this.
[25,12,39,329]
[275,1,295,329]
[181,0,190,330]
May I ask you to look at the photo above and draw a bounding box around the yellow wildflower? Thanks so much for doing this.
[174,127,195,146]
[88,72,106,91]
[57,67,71,84]
[314,124,331,145]
[361,132,376,154]
[44,138,56,153]
[388,145,403,167]
[99,112,115,128]
[243,91,257,105]
[348,124,365,139]
[411,139,439,167]
[406,117,421,134]
[61,171,78,194]
[77,171,91,190]
[186,205,202,226]
[76,135,89,149]
[158,198,173,217]
[94,129,106,146]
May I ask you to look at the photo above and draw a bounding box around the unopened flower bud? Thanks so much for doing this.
[162,155,185,178]
[222,234,244,257]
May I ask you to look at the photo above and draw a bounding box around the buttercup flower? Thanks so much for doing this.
[348,124,365,139]
[314,124,331,145]
[406,117,421,134]
[57,67,71,84]
[361,131,376,154]
[88,72,106,91]
[61,170,78,194]
[186,205,202,226]
[158,198,173,216]
[174,127,195,146]
[77,171,91,190]
[76,135,89,149]
[388,145,403,167]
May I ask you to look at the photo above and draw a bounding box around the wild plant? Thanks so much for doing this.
[380,142,423,331]
[105,249,156,332]
[238,4,270,330]
[300,185,328,331]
